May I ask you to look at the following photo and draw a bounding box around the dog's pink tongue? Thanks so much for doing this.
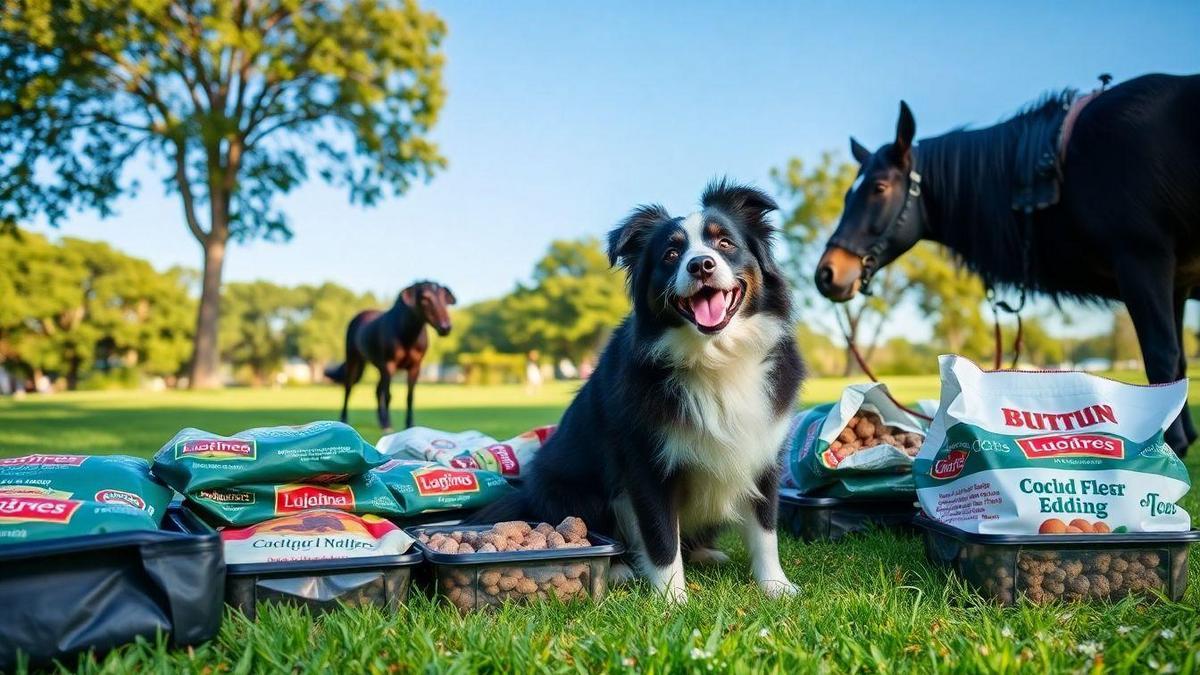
[690,291,728,327]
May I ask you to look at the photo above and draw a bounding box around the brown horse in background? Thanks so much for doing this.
[326,281,456,430]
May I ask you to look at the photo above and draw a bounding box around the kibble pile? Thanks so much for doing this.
[417,518,598,612]
[977,549,1173,604]
[830,410,924,460]
[418,517,592,554]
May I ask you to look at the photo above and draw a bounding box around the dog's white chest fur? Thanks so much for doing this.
[651,315,791,529]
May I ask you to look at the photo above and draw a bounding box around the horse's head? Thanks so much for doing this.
[399,281,457,336]
[816,101,927,302]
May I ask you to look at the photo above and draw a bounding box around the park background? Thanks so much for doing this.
[2,3,1200,671]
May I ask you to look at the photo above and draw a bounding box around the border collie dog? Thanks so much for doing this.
[479,180,804,602]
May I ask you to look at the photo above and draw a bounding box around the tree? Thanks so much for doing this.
[292,282,378,376]
[500,238,630,364]
[772,152,916,374]
[219,280,298,385]
[2,0,447,387]
[0,232,194,386]
[896,242,992,361]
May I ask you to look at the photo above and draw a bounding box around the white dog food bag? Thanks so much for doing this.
[914,355,1191,534]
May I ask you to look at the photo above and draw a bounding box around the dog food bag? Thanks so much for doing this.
[914,355,1191,535]
[0,497,161,545]
[781,383,928,498]
[372,459,516,515]
[186,472,404,527]
[0,454,174,522]
[154,421,387,493]
[220,510,414,565]
[444,426,557,477]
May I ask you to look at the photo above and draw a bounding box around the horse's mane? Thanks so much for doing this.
[917,90,1078,297]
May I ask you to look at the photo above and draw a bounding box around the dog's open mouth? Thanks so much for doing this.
[673,280,746,334]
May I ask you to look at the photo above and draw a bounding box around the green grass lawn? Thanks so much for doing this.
[2,378,1199,673]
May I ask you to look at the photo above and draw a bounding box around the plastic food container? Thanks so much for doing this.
[409,524,624,613]
[917,515,1199,604]
[175,507,422,619]
[0,506,224,669]
[778,488,918,541]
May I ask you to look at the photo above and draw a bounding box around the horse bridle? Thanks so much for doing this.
[829,165,923,296]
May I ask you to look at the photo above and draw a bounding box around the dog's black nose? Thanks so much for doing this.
[687,255,717,279]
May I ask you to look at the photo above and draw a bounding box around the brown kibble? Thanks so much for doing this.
[566,564,586,579]
[837,427,857,444]
[480,570,501,586]
[1065,526,1084,534]
[457,542,476,554]
[1092,521,1111,533]
[1068,519,1094,533]
[1039,518,1068,534]
[478,542,497,553]
[493,521,531,540]
[534,522,555,537]
[854,418,876,438]
[418,532,430,544]
[517,578,538,594]
[525,531,548,550]
[556,516,587,542]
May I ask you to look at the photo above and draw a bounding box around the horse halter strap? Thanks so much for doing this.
[858,168,922,295]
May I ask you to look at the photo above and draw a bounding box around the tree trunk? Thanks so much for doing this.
[189,235,227,388]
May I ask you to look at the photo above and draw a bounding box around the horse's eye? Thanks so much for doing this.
[663,249,680,263]
[874,182,888,194]
[717,238,735,251]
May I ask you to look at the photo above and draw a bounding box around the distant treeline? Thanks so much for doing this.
[0,232,1159,392]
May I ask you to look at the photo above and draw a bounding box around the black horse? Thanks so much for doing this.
[325,281,456,431]
[816,73,1200,455]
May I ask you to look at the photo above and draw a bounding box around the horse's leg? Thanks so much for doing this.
[1172,286,1195,454]
[376,366,394,432]
[405,365,420,429]
[340,353,363,424]
[1116,257,1188,453]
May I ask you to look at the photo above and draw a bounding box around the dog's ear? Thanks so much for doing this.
[701,178,778,237]
[608,204,669,268]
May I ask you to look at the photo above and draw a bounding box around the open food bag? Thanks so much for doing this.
[781,383,928,498]
[375,425,555,478]
[914,355,1191,534]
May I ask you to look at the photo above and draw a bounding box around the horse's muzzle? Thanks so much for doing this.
[815,246,863,302]
[435,323,452,337]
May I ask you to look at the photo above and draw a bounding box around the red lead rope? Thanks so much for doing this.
[840,305,1026,423]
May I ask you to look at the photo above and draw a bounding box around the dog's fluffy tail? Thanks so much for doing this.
[464,489,529,524]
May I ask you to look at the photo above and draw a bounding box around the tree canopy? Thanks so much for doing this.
[1,0,447,386]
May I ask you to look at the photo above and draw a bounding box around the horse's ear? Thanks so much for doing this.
[891,101,916,164]
[399,286,416,308]
[441,286,457,305]
[608,204,669,268]
[850,137,871,165]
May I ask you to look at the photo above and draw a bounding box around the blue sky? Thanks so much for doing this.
[30,1,1200,339]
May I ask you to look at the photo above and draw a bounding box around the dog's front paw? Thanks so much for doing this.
[686,547,731,566]
[662,584,689,605]
[759,578,799,599]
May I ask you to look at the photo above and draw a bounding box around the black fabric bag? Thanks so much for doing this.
[0,506,224,669]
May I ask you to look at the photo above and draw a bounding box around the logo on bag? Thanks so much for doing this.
[483,444,520,475]
[95,489,147,511]
[931,450,968,479]
[176,438,257,460]
[448,454,481,470]
[0,496,82,523]
[1016,433,1124,460]
[195,488,255,504]
[412,467,479,496]
[275,484,355,513]
[0,454,87,467]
